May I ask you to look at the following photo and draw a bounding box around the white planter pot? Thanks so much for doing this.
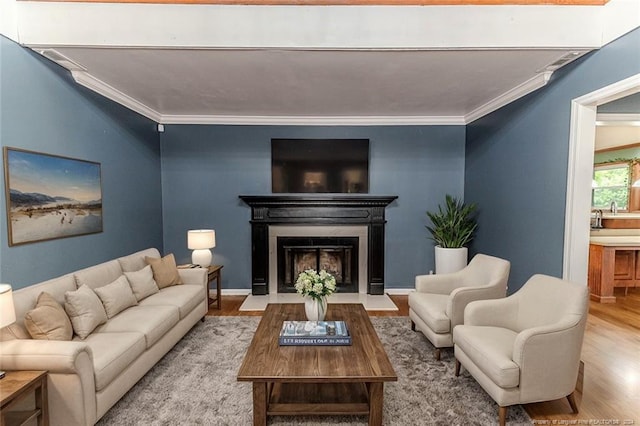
[435,246,468,274]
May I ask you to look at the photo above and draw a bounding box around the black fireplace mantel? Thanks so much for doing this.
[240,195,397,295]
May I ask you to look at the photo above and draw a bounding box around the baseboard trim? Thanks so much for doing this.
[221,289,252,296]
[385,288,414,295]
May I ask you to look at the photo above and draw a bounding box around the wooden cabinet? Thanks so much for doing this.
[612,250,640,289]
[589,244,640,303]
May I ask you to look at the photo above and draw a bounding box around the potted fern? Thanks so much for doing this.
[426,194,478,274]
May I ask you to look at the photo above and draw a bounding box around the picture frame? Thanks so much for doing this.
[3,147,103,246]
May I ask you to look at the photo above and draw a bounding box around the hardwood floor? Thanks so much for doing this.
[207,291,640,424]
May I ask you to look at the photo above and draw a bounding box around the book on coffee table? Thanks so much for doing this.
[278,320,352,346]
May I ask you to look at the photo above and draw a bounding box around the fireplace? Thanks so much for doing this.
[240,195,397,295]
[277,236,359,293]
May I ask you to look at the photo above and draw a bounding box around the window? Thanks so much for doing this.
[592,162,629,210]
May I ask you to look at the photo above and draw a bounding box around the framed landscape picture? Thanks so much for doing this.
[3,147,103,246]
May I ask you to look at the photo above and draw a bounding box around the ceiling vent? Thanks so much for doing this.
[538,51,585,73]
[36,49,87,72]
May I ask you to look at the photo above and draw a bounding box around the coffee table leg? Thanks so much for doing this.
[368,382,383,426]
[252,382,267,426]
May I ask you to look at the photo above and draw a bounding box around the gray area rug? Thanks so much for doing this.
[98,316,532,425]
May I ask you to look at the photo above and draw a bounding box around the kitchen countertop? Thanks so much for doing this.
[589,236,640,246]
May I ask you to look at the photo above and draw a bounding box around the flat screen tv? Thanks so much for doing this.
[272,139,369,194]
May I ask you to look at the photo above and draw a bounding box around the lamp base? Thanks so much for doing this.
[192,249,212,267]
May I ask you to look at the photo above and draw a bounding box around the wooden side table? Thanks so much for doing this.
[207,265,223,310]
[0,370,48,426]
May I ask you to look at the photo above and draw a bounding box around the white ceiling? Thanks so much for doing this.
[3,0,639,125]
[53,47,573,118]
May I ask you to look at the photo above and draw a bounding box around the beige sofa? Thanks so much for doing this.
[0,248,208,426]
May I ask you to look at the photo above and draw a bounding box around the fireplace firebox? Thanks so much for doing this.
[278,237,358,293]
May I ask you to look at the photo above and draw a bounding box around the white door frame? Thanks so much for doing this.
[563,73,640,285]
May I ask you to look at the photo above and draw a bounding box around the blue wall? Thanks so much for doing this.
[465,28,640,293]
[160,125,465,291]
[0,36,164,289]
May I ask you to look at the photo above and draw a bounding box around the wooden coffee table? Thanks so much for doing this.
[237,303,397,426]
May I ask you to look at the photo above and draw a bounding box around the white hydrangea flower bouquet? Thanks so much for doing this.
[294,269,337,301]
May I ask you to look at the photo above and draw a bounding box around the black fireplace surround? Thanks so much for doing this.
[239,195,397,295]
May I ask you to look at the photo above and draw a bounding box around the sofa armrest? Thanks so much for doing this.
[0,339,93,374]
[1,339,98,426]
[178,268,208,287]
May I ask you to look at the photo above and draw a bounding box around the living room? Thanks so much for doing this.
[1,0,639,424]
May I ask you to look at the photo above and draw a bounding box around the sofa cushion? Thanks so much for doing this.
[118,248,161,273]
[24,292,73,341]
[145,254,182,288]
[64,285,108,339]
[408,292,450,334]
[139,285,204,320]
[94,276,138,318]
[10,274,76,333]
[74,260,123,290]
[453,325,520,388]
[94,305,179,348]
[124,265,159,302]
[76,331,146,391]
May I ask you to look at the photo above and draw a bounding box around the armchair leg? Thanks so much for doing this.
[411,320,416,331]
[434,348,441,360]
[455,359,461,376]
[567,392,579,413]
[498,406,507,426]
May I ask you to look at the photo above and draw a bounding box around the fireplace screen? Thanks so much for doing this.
[277,237,358,293]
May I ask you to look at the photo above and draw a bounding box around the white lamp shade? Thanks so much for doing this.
[0,284,16,329]
[188,230,216,250]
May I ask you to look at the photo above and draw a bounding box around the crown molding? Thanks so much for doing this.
[158,114,465,126]
[71,70,162,123]
[464,71,554,124]
[69,68,566,127]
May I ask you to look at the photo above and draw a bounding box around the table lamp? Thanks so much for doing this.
[187,229,216,267]
[0,284,16,379]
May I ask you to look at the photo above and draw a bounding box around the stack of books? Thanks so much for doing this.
[278,321,352,346]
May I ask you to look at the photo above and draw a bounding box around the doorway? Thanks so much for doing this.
[563,73,640,286]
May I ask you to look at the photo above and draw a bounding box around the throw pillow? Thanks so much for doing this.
[145,253,182,289]
[94,275,138,318]
[24,292,73,341]
[124,265,159,301]
[64,284,108,339]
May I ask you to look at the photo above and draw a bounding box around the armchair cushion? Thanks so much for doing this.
[408,292,450,333]
[453,325,519,388]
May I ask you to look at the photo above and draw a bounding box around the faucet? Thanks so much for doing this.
[610,200,618,215]
[593,209,603,228]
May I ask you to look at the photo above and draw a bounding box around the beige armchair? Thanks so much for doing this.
[453,274,589,426]
[409,253,510,360]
